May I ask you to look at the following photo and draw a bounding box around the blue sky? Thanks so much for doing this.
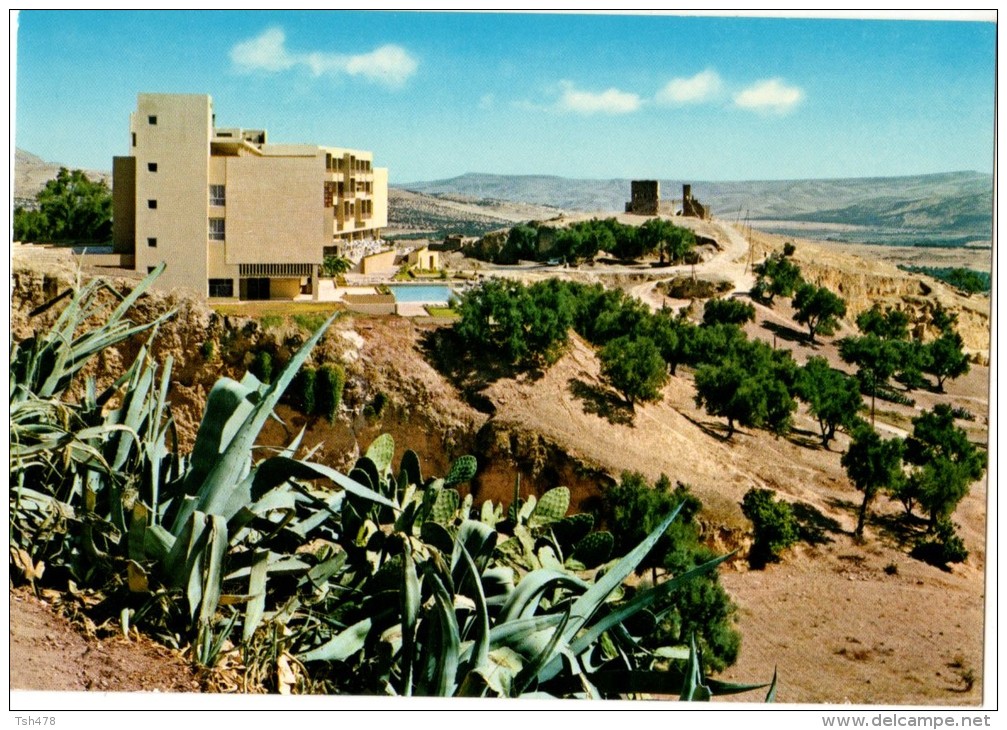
[12,11,996,183]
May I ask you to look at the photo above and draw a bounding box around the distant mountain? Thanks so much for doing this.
[398,171,993,247]
[14,148,112,208]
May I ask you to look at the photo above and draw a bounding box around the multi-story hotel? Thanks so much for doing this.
[112,93,388,299]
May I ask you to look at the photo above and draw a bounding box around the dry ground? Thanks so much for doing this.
[9,588,203,694]
[8,226,991,705]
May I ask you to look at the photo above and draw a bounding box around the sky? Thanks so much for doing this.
[11,10,997,184]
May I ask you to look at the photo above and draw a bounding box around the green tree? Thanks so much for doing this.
[499,223,540,264]
[903,405,986,530]
[741,488,800,566]
[702,298,756,327]
[752,252,803,304]
[14,167,112,243]
[321,255,352,277]
[924,330,970,392]
[856,304,910,341]
[929,302,958,334]
[693,340,796,438]
[640,218,696,264]
[794,356,864,447]
[855,304,927,392]
[841,424,905,537]
[599,336,668,408]
[839,334,900,424]
[792,283,846,343]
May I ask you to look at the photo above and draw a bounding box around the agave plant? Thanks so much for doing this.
[9,268,775,699]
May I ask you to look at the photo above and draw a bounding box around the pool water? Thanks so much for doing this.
[387,284,453,304]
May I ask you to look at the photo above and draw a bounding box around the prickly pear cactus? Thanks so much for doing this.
[444,455,477,487]
[528,486,570,529]
[399,449,423,488]
[552,513,595,552]
[365,434,395,475]
[430,488,460,525]
[571,530,615,569]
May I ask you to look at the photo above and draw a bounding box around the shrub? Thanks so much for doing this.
[250,350,273,384]
[741,488,800,567]
[782,242,797,257]
[911,519,969,567]
[658,277,732,300]
[702,298,756,327]
[292,366,317,416]
[316,364,345,422]
[200,339,216,361]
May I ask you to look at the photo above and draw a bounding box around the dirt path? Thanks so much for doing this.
[9,588,203,694]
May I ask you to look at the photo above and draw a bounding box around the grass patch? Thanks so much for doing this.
[212,301,345,320]
[425,306,459,319]
[260,314,284,330]
[291,312,330,334]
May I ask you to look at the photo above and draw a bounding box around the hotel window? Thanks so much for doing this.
[208,279,234,297]
[132,133,137,147]
[209,185,225,206]
[209,218,225,241]
[147,237,157,248]
[148,115,157,125]
[148,200,157,209]
[148,162,158,172]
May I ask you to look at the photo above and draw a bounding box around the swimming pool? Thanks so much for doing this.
[387,284,454,304]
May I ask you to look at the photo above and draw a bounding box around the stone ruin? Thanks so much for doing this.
[625,180,711,219]
[625,180,660,215]
[681,184,711,220]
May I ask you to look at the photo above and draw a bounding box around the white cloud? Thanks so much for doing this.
[230,28,418,89]
[556,81,641,115]
[230,27,294,72]
[656,69,723,105]
[734,78,804,113]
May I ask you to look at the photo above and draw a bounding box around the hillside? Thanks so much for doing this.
[14,148,112,209]
[399,171,993,250]
[10,238,991,703]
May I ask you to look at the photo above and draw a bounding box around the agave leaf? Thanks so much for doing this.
[498,569,589,623]
[400,547,421,697]
[513,610,570,696]
[765,667,779,703]
[536,503,683,684]
[173,315,338,532]
[198,514,229,626]
[489,620,541,649]
[451,519,497,581]
[679,634,712,702]
[455,544,489,675]
[569,551,733,657]
[425,573,460,696]
[251,456,396,509]
[300,617,373,663]
[242,549,271,642]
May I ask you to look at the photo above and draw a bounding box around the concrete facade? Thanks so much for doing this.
[406,246,439,271]
[112,93,388,299]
